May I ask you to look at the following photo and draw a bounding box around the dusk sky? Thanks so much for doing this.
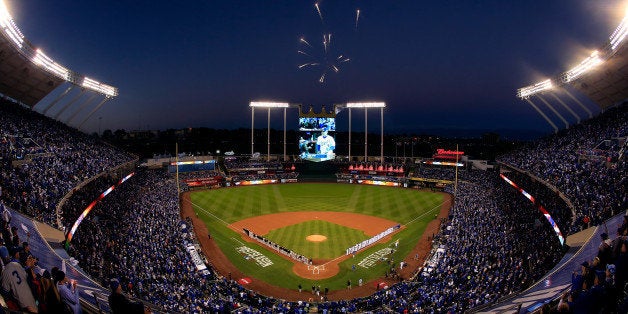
[6,0,625,137]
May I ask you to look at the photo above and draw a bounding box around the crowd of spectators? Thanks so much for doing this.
[498,104,627,233]
[410,165,457,181]
[0,100,134,226]
[343,171,565,312]
[561,215,628,312]
[58,167,566,313]
[224,159,285,171]
[0,200,81,313]
[62,169,316,313]
[225,158,299,183]
[2,99,626,312]
[501,170,573,236]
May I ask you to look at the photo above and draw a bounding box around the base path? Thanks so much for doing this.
[233,211,402,279]
[180,190,452,301]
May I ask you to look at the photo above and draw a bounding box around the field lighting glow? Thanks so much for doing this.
[0,0,24,48]
[345,102,386,108]
[610,7,628,51]
[81,77,118,97]
[562,51,603,83]
[249,101,290,108]
[33,49,70,80]
[517,79,553,98]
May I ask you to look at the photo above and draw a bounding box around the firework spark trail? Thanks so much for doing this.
[355,9,360,30]
[315,2,323,21]
[298,50,314,58]
[298,2,353,83]
[299,37,312,47]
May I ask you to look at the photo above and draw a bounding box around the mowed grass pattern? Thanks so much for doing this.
[265,220,369,259]
[190,183,445,291]
[192,183,443,224]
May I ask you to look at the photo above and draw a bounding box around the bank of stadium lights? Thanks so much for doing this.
[81,77,117,97]
[610,7,628,51]
[516,79,553,99]
[249,101,290,108]
[0,0,118,97]
[562,51,603,83]
[345,102,386,108]
[0,0,24,48]
[33,49,70,81]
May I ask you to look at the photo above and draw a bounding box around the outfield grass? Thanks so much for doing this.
[191,183,444,291]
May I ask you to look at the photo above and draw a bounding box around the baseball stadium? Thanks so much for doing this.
[0,0,627,313]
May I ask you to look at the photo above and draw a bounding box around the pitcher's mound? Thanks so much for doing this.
[306,235,327,242]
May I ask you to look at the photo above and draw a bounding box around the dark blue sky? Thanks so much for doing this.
[7,0,625,136]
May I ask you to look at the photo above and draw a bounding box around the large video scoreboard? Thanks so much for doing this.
[298,107,336,162]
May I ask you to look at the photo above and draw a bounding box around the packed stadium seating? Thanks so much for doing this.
[1,94,627,312]
[498,104,627,234]
[55,167,566,313]
[0,99,135,227]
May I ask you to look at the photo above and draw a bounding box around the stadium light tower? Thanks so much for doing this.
[344,102,386,162]
[609,7,628,52]
[249,101,291,161]
[561,51,603,83]
[516,79,561,133]
[0,0,118,131]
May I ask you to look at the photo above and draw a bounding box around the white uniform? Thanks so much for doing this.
[316,134,335,155]
[1,261,36,310]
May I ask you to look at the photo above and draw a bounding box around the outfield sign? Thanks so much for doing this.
[346,224,401,255]
[236,246,273,267]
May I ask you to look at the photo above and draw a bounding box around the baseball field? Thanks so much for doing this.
[188,183,446,294]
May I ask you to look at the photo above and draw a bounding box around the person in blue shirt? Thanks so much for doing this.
[54,271,81,314]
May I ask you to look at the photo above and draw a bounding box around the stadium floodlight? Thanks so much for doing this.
[32,49,70,80]
[0,0,24,48]
[517,79,553,99]
[345,102,386,108]
[81,77,118,97]
[610,7,628,51]
[249,101,290,108]
[562,51,603,83]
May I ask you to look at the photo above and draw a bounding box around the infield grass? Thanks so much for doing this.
[265,220,370,259]
[190,183,445,292]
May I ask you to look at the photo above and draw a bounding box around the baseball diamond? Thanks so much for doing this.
[181,183,451,301]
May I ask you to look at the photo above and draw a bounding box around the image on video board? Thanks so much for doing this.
[299,117,336,131]
[298,118,336,162]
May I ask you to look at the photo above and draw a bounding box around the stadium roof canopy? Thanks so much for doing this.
[571,44,628,109]
[516,7,628,132]
[0,34,65,107]
[0,0,117,129]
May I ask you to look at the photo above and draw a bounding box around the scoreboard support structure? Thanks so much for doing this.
[249,101,386,162]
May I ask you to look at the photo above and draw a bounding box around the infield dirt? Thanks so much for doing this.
[181,190,451,301]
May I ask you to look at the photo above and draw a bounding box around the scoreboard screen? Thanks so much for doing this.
[298,118,336,162]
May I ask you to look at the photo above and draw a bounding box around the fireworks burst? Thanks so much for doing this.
[298,2,358,83]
